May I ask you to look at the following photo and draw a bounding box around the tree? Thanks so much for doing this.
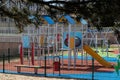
[0,0,120,32]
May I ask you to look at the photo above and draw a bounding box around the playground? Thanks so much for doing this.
[0,15,120,80]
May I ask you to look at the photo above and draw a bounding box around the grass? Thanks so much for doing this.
[62,47,119,58]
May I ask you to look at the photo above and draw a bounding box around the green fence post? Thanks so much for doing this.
[8,48,10,63]
[92,58,94,80]
[3,53,5,73]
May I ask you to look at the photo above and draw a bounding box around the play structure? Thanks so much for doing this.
[17,14,120,69]
[0,14,120,80]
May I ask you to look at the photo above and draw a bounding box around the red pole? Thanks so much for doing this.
[31,43,34,65]
[20,43,23,64]
[57,34,60,41]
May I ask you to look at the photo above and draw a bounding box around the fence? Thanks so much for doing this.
[0,48,95,79]
[0,47,120,80]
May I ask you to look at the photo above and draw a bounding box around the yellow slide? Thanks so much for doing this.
[83,45,112,68]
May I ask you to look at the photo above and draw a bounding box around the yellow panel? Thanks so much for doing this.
[58,16,67,23]
[69,37,75,49]
[40,35,44,46]
[40,18,48,24]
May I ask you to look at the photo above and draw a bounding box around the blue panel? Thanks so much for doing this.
[22,36,30,48]
[80,18,88,25]
[62,32,82,49]
[75,32,82,48]
[64,15,75,24]
[28,15,35,20]
[63,32,74,49]
[63,32,69,50]
[42,15,55,24]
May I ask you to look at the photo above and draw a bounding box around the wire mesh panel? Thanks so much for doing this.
[0,47,46,75]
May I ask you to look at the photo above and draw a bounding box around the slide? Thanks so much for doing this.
[83,45,112,68]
